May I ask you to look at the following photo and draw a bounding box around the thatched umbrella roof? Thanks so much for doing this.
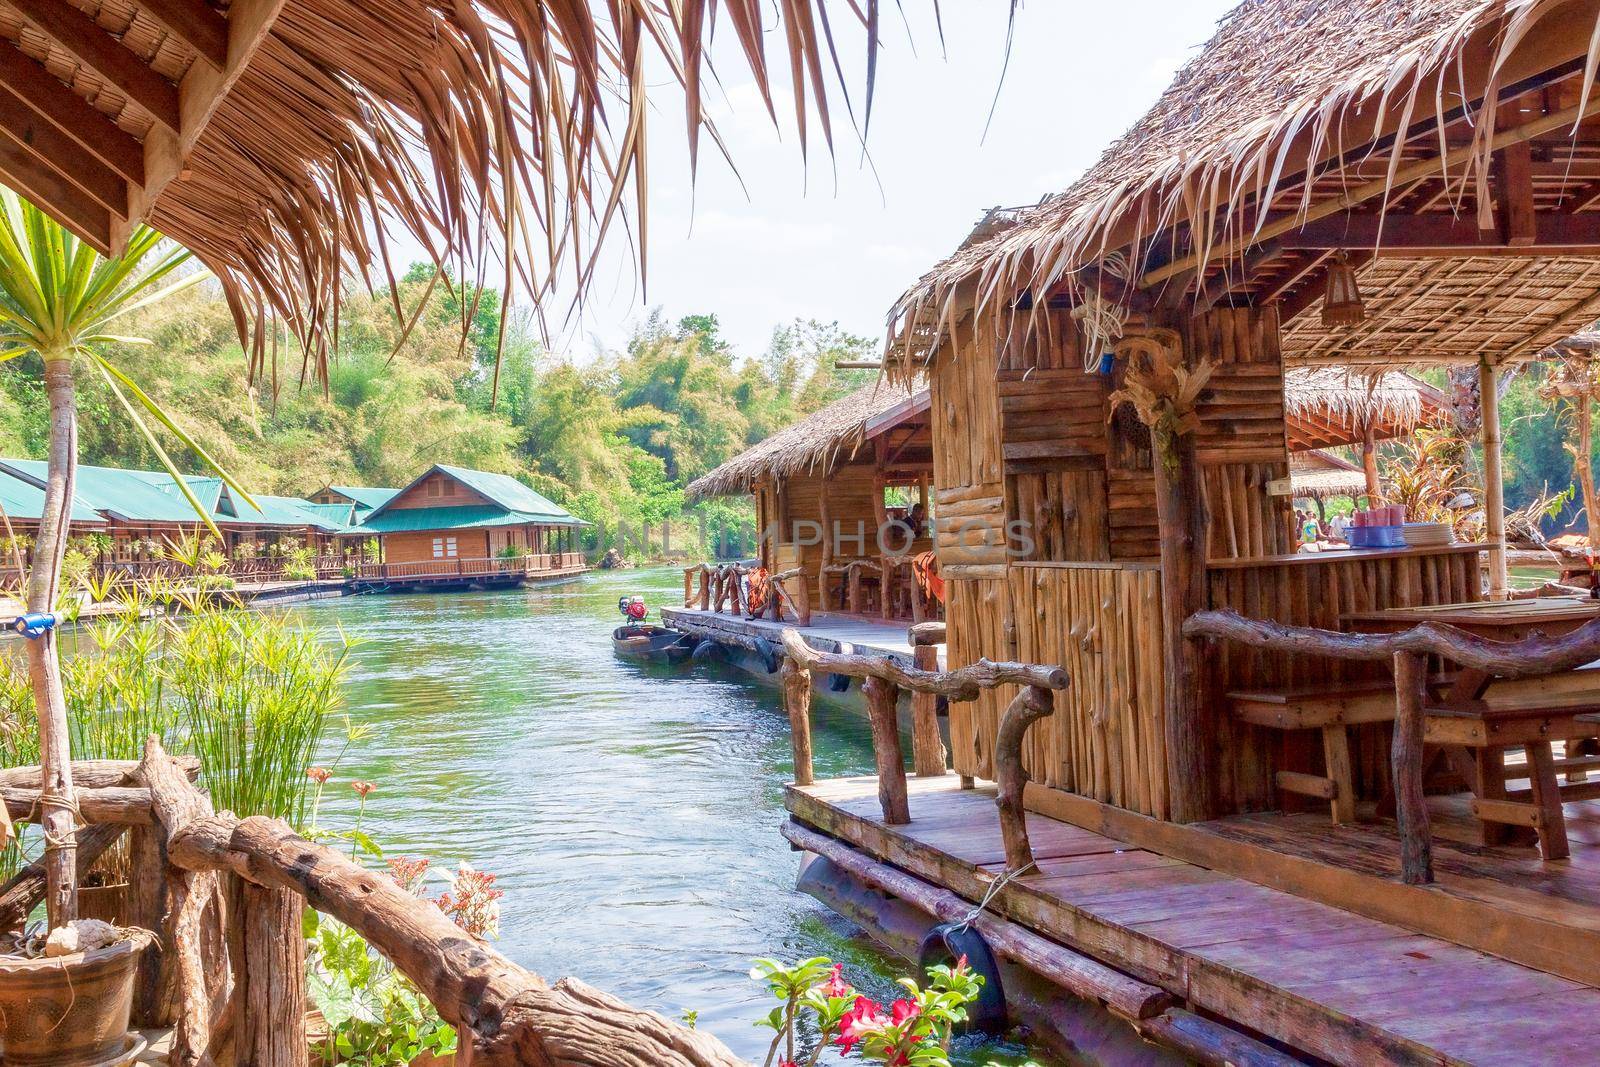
[686,380,925,502]
[888,1,1600,371]
[1290,450,1366,500]
[1283,368,1446,449]
[0,2,892,378]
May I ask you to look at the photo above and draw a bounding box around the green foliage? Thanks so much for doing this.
[305,909,457,1066]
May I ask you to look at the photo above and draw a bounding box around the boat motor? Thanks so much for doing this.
[618,595,648,622]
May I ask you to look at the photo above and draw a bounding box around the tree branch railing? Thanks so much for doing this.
[1184,608,1600,886]
[2,745,742,1066]
[681,562,811,625]
[779,628,1067,870]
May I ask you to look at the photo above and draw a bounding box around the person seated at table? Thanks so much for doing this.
[906,502,928,539]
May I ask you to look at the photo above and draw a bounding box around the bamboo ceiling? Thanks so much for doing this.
[0,0,899,381]
[890,0,1600,372]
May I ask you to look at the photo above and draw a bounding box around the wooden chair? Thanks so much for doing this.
[1422,702,1600,860]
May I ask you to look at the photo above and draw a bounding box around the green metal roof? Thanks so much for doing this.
[360,464,587,529]
[356,504,587,534]
[0,460,212,524]
[325,485,400,512]
[0,467,104,524]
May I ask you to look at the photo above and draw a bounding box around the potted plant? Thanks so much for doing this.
[0,193,222,1064]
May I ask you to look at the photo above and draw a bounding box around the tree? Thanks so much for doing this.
[0,191,216,927]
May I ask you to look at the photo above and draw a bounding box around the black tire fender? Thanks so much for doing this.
[916,923,1006,1033]
[691,639,725,663]
[828,672,851,693]
[753,636,781,674]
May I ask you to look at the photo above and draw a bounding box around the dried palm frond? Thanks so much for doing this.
[1107,331,1213,451]
[118,1,948,393]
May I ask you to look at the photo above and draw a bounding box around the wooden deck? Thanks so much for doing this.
[661,606,933,666]
[789,775,1600,1066]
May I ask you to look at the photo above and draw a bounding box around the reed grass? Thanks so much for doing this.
[166,608,352,826]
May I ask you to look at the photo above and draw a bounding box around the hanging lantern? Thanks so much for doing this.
[1320,251,1365,326]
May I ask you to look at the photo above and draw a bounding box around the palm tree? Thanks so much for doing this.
[0,190,242,928]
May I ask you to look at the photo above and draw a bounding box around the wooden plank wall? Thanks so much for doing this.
[1186,306,1294,560]
[1203,549,1482,812]
[1010,563,1168,818]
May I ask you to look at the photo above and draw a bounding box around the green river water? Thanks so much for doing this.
[294,567,1042,1064]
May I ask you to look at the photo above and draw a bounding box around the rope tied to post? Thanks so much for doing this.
[952,861,1036,933]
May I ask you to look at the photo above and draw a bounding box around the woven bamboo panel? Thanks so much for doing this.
[944,576,1011,781]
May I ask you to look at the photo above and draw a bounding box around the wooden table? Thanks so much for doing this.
[1346,597,1600,865]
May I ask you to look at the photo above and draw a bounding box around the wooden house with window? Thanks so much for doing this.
[354,464,587,588]
[780,3,1600,1063]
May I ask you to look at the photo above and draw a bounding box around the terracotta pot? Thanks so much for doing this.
[0,932,152,1067]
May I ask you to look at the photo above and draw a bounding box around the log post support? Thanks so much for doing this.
[781,655,814,787]
[1133,329,1215,824]
[238,882,307,1066]
[909,626,947,777]
[1392,650,1434,885]
[1480,357,1508,600]
[128,823,176,1026]
[863,676,911,825]
[994,685,1057,870]
[698,566,711,610]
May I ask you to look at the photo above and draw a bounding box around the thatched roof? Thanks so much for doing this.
[686,380,925,501]
[889,1,1600,371]
[1284,368,1446,449]
[0,1,889,378]
[1290,450,1367,500]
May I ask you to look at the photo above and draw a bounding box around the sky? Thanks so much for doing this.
[496,2,1240,361]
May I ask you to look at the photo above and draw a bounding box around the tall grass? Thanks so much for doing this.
[166,609,352,826]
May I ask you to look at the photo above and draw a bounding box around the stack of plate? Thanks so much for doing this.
[1402,521,1454,547]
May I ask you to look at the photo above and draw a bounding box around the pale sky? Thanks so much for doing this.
[514,2,1240,360]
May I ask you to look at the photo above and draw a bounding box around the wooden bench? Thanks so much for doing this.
[1230,676,1454,824]
[1424,703,1600,859]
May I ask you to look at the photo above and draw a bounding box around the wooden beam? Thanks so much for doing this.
[6,0,181,134]
[1255,251,1329,305]
[0,91,126,214]
[1276,210,1600,251]
[0,41,143,184]
[136,0,229,71]
[0,126,113,249]
[116,0,287,250]
[1496,143,1537,245]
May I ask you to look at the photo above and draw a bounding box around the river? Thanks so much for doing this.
[297,567,1041,1065]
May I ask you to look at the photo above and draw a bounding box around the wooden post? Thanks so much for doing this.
[872,471,892,620]
[1361,420,1381,504]
[792,572,811,626]
[1392,650,1434,885]
[1480,357,1508,600]
[781,656,814,787]
[238,882,308,1066]
[994,685,1056,870]
[683,567,693,606]
[1145,335,1215,825]
[128,823,176,1026]
[698,566,711,610]
[909,631,946,777]
[862,676,911,825]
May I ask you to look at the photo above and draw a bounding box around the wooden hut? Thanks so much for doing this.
[686,380,935,619]
[354,464,588,587]
[782,4,1600,1061]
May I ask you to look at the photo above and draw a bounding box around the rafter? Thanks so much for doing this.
[6,0,181,134]
[0,127,112,249]
[136,0,228,70]
[0,42,143,185]
[0,92,125,214]
[115,0,287,250]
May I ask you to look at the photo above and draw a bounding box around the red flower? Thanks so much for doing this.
[889,998,921,1026]
[305,767,331,784]
[818,963,851,998]
[351,780,376,798]
[955,953,969,973]
[835,995,887,1053]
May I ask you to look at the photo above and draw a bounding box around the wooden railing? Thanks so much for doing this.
[779,627,1068,870]
[1185,608,1600,885]
[681,562,811,625]
[354,554,585,581]
[0,744,739,1066]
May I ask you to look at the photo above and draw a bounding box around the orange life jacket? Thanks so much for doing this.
[911,551,944,604]
[744,567,771,615]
